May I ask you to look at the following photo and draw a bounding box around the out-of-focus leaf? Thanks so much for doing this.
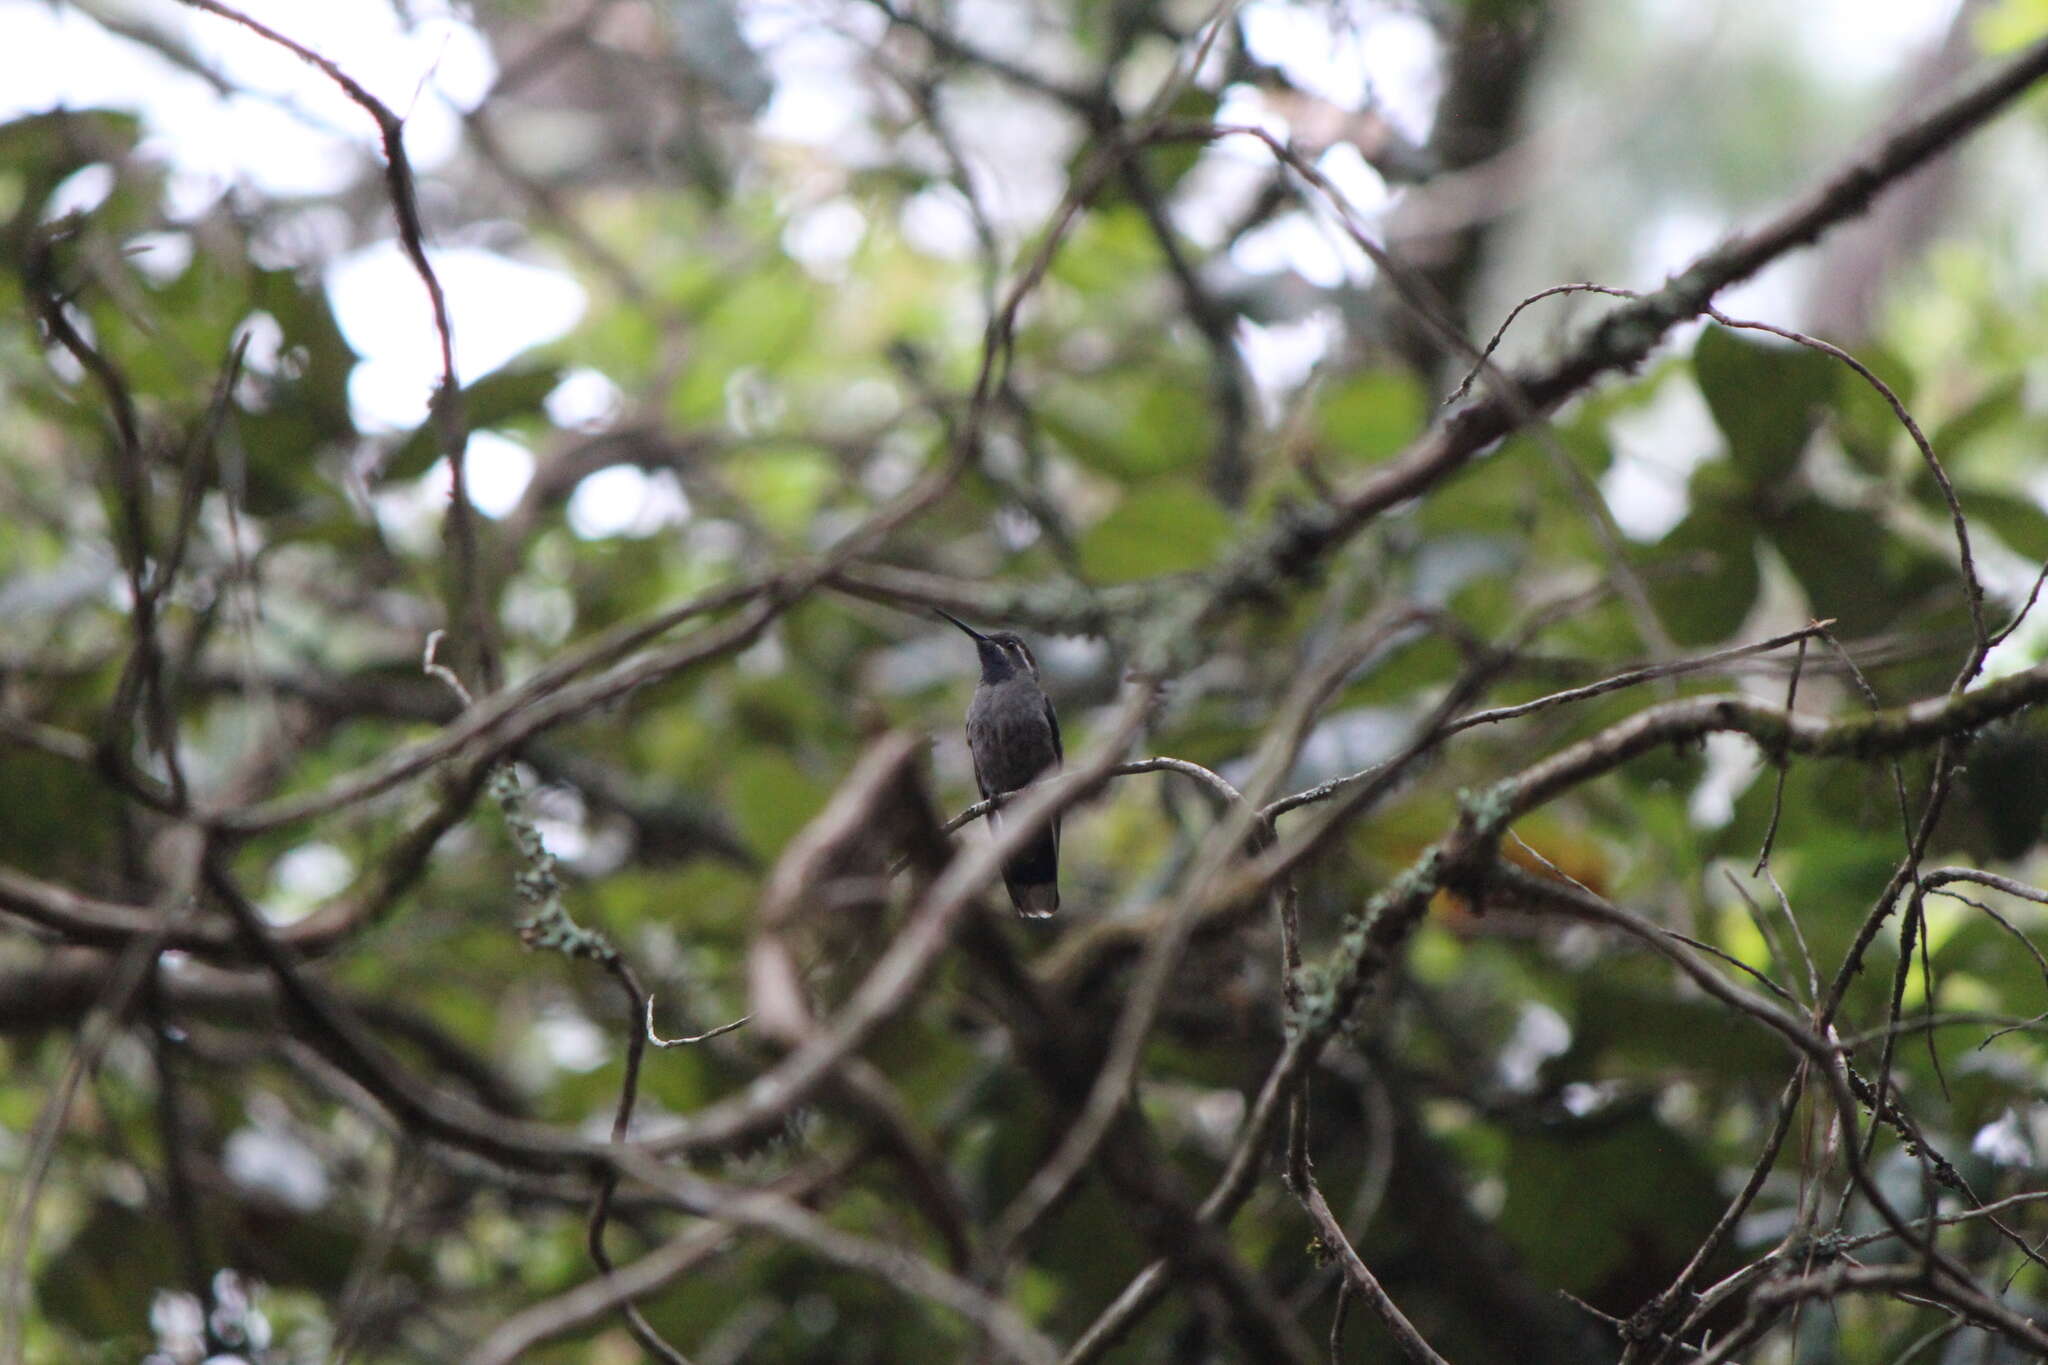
[1569,978,1786,1081]
[1077,481,1232,582]
[1317,370,1425,464]
[1958,486,2048,560]
[728,750,830,858]
[1762,497,1895,637]
[1958,719,2048,860]
[1643,480,1760,645]
[0,108,140,208]
[0,749,123,880]
[1416,438,1540,541]
[1041,371,1213,480]
[1827,341,1916,474]
[1979,0,2048,54]
[729,443,836,534]
[1929,375,2024,463]
[1047,206,1160,296]
[668,268,816,424]
[1117,86,1218,195]
[1498,1114,1724,1298]
[1692,324,1837,484]
[37,1203,169,1344]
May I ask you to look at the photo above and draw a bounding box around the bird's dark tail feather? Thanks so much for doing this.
[998,818,1060,919]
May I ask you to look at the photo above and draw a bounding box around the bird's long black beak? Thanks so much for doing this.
[933,608,987,642]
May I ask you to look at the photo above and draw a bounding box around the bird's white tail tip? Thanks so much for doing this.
[1014,886,1059,919]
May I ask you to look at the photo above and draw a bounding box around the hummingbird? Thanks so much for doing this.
[937,610,1062,917]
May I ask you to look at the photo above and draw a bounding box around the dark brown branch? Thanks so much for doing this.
[1292,1176,1448,1365]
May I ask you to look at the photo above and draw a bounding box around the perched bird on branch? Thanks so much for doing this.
[937,610,1062,917]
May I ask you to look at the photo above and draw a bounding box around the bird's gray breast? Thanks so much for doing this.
[966,679,1059,793]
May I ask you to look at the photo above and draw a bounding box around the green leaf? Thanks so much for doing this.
[1978,0,2048,55]
[0,109,141,212]
[1317,370,1425,464]
[1643,482,1760,645]
[1692,324,1837,483]
[668,267,817,424]
[728,443,836,534]
[382,364,563,482]
[1958,720,2048,860]
[1763,497,1896,637]
[1959,486,2048,561]
[1569,979,1786,1082]
[728,750,830,858]
[35,1203,167,1342]
[1827,341,1917,474]
[1929,375,2025,466]
[1498,1115,1723,1295]
[1046,206,1159,296]
[1077,481,1232,582]
[1040,372,1212,480]
[1133,87,1218,193]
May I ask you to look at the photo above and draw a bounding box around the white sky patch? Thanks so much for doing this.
[261,839,352,924]
[782,197,867,279]
[533,816,590,864]
[150,1291,206,1351]
[249,203,356,270]
[1237,2,1440,139]
[1634,206,1721,288]
[273,842,353,902]
[236,311,286,375]
[1971,1108,2036,1168]
[0,5,198,121]
[1240,2,1368,108]
[374,470,443,556]
[0,1,493,205]
[567,466,691,539]
[1602,374,1722,542]
[464,432,536,518]
[378,444,535,529]
[1498,1002,1571,1090]
[537,1008,609,1073]
[1977,622,2048,684]
[1230,209,1372,290]
[754,21,874,152]
[1783,0,1959,86]
[155,92,361,207]
[1237,310,1340,420]
[1214,83,1291,146]
[900,186,981,261]
[1354,7,1442,142]
[1171,129,1278,249]
[224,1126,331,1211]
[1689,731,1759,828]
[1633,0,1953,87]
[546,367,624,430]
[328,243,587,430]
[1315,142,1391,219]
[126,230,195,284]
[45,163,116,220]
[181,0,494,156]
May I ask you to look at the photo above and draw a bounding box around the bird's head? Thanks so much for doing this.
[936,610,1038,683]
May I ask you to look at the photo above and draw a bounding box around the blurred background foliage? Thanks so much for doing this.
[6,0,2048,1361]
